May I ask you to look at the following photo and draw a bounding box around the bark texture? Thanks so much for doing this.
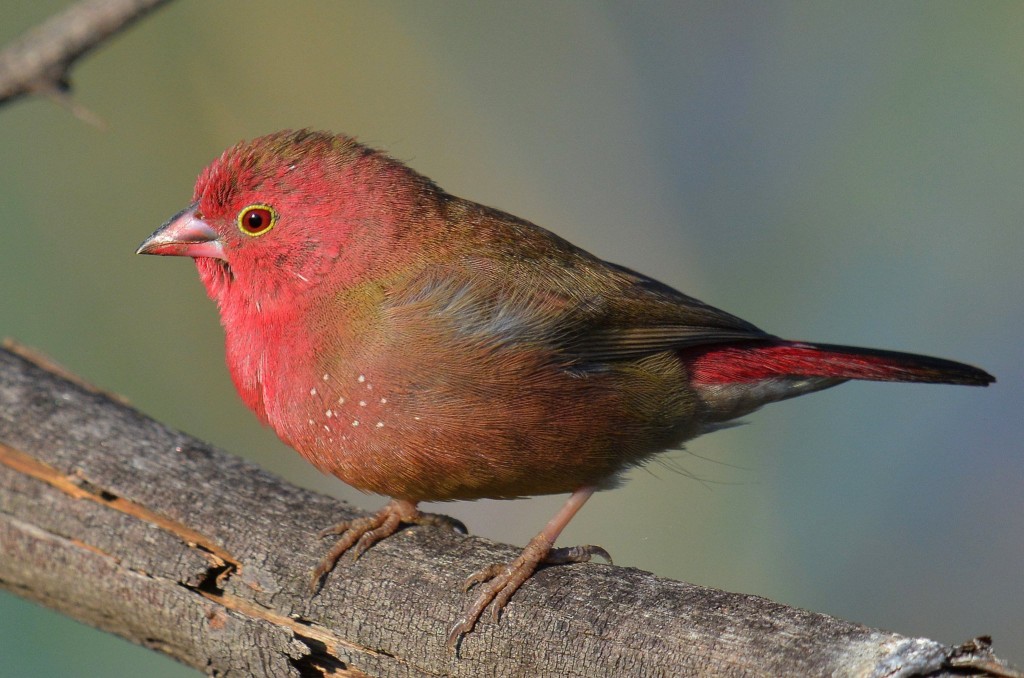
[0,343,1017,677]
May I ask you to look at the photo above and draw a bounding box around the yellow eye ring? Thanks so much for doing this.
[237,204,278,237]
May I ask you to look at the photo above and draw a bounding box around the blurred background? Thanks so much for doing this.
[1,2,1021,675]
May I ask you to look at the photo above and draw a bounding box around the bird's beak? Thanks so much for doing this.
[136,204,226,260]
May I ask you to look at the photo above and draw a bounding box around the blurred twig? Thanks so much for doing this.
[0,0,173,121]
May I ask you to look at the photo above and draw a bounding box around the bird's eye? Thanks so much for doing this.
[237,204,278,237]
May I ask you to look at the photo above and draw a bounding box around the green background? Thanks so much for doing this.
[1,2,1021,675]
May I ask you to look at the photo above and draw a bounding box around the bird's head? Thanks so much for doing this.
[138,129,443,315]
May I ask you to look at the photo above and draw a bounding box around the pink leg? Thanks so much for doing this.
[446,486,608,651]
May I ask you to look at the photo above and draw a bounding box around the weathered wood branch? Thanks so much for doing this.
[0,0,173,117]
[0,342,1017,677]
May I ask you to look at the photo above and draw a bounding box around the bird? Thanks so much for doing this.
[137,129,994,650]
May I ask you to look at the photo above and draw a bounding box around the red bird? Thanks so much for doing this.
[138,130,994,648]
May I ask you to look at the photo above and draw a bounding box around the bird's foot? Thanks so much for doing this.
[309,499,467,594]
[405,511,468,536]
[544,543,612,566]
[445,536,610,651]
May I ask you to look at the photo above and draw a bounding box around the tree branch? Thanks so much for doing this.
[0,342,1017,677]
[0,0,173,117]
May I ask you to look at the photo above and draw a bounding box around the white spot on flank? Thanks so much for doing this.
[376,422,384,428]
[323,373,330,381]
[414,416,422,421]
[296,272,310,283]
[380,398,387,404]
[323,424,331,432]
[337,396,345,405]
[366,383,373,391]
[310,387,317,396]
[357,374,366,383]
[359,400,366,407]
[325,409,333,418]
[352,420,360,427]
[307,419,314,426]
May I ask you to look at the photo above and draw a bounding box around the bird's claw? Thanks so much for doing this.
[462,563,507,592]
[317,520,353,539]
[545,543,612,566]
[447,537,613,652]
[309,500,412,593]
[414,512,468,535]
[310,500,468,595]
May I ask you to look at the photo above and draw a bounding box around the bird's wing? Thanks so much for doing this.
[385,257,773,369]
[567,324,771,362]
[561,260,775,364]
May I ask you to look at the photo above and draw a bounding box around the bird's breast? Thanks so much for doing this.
[221,285,707,502]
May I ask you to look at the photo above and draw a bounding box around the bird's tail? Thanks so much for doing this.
[685,340,994,424]
[689,340,995,387]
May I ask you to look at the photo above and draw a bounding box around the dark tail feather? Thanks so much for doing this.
[689,340,995,387]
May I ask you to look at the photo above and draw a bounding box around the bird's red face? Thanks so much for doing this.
[137,130,426,315]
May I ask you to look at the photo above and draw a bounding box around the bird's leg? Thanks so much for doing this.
[446,486,606,651]
[310,498,467,593]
